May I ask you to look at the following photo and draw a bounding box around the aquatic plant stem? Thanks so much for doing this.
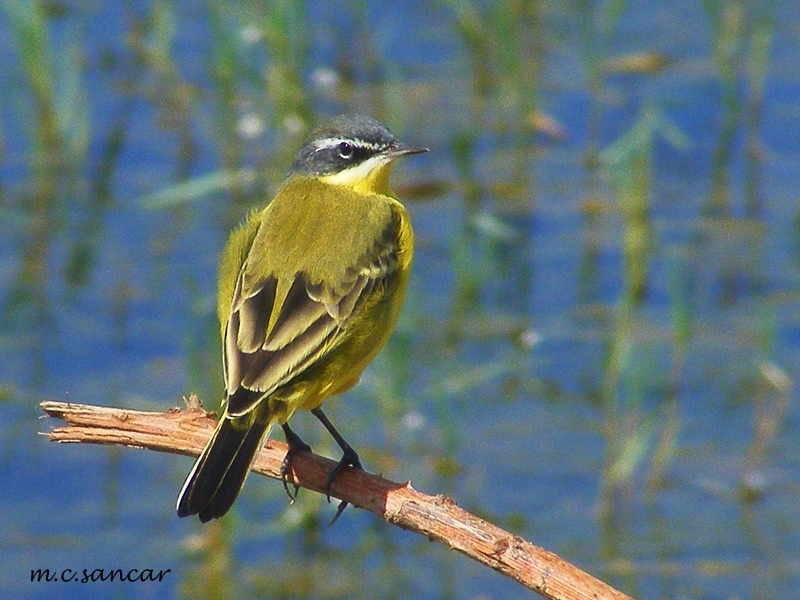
[40,398,632,600]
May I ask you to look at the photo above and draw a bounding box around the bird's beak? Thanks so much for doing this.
[387,143,429,158]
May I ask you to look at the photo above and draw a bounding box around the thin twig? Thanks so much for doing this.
[40,398,633,600]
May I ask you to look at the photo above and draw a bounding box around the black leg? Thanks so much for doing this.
[311,408,363,523]
[280,423,311,502]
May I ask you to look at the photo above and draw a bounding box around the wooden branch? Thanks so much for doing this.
[40,398,633,600]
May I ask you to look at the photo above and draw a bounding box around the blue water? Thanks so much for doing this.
[3,1,800,598]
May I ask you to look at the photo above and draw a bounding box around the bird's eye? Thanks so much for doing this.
[337,142,354,159]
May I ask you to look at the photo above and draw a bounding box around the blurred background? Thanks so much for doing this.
[2,0,800,598]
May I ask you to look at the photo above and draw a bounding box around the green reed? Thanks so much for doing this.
[701,0,775,218]
[597,107,690,517]
[743,14,773,219]
[1,1,89,387]
[444,0,545,353]
[578,0,630,172]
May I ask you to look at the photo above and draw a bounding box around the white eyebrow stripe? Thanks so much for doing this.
[312,137,387,152]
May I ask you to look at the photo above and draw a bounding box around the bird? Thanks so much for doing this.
[176,114,427,523]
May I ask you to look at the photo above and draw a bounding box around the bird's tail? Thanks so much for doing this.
[176,411,274,522]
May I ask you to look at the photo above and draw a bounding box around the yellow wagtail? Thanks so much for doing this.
[177,114,426,522]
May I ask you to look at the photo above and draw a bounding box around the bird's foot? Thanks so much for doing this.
[280,424,312,502]
[327,446,362,524]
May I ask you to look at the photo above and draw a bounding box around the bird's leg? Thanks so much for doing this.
[280,423,311,502]
[311,408,363,524]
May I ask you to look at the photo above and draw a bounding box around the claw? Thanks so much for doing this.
[280,423,311,502]
[326,448,362,524]
[324,445,362,502]
[330,500,349,525]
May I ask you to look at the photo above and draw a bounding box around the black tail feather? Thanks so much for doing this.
[176,414,273,521]
[197,419,274,522]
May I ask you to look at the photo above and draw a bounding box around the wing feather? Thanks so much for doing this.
[236,276,277,353]
[266,275,330,351]
[244,314,338,392]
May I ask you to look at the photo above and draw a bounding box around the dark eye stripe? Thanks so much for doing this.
[290,128,395,177]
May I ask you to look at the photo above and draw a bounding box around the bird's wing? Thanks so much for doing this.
[222,211,401,418]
